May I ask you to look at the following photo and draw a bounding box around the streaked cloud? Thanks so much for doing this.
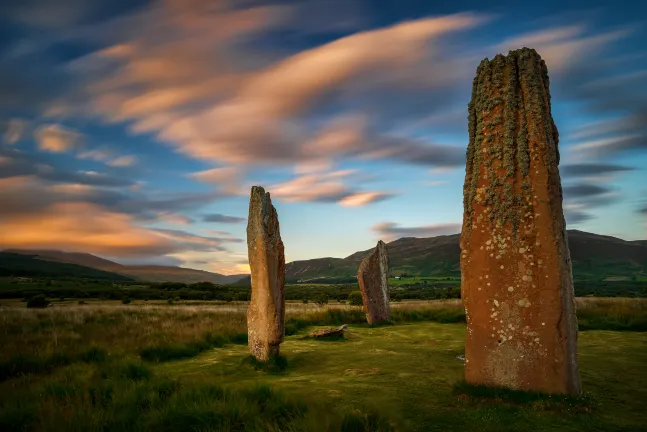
[372,221,462,241]
[270,170,394,206]
[202,213,246,223]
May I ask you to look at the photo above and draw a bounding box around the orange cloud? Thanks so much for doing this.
[0,201,177,256]
[159,13,483,164]
[34,124,82,153]
[269,170,393,206]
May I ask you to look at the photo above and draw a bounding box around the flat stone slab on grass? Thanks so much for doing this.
[308,324,348,339]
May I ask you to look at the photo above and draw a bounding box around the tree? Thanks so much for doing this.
[348,291,363,306]
[27,295,50,308]
[315,294,329,306]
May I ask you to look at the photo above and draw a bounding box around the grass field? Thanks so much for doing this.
[1,299,646,431]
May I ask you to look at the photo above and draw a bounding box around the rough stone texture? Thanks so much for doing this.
[308,324,348,339]
[460,48,581,395]
[246,186,285,361]
[357,240,390,325]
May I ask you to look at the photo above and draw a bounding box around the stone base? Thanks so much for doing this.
[249,339,280,361]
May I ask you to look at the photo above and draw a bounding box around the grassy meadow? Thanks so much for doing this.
[0,299,646,431]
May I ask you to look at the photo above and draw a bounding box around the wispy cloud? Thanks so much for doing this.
[107,155,137,167]
[269,170,394,206]
[2,118,27,144]
[372,221,461,241]
[202,213,246,224]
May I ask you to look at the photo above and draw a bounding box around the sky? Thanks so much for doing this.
[1,0,646,275]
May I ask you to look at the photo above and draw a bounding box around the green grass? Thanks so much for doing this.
[1,301,646,431]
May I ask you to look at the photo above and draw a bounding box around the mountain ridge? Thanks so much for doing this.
[3,249,247,284]
[280,230,647,283]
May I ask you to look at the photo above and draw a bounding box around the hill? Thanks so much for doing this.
[280,230,647,283]
[2,249,246,284]
[0,252,133,281]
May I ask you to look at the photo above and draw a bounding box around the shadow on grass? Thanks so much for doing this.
[299,334,346,342]
[139,332,248,363]
[452,381,596,413]
[241,355,289,374]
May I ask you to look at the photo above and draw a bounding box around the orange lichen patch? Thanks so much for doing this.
[460,48,580,395]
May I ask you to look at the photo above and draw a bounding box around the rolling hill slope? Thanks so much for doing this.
[281,230,647,282]
[2,249,246,284]
[0,252,133,281]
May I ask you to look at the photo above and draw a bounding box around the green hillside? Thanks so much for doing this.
[282,230,647,283]
[0,252,133,281]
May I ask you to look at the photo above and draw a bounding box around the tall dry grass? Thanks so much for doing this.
[0,298,644,378]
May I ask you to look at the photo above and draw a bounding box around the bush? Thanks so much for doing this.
[26,295,50,309]
[122,297,132,305]
[302,298,309,304]
[348,291,363,306]
[315,295,329,306]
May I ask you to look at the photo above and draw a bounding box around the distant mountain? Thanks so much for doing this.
[3,249,247,284]
[280,230,647,283]
[0,252,133,281]
[4,249,125,269]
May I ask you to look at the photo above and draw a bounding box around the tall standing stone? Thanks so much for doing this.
[460,48,581,395]
[246,186,285,361]
[357,240,390,324]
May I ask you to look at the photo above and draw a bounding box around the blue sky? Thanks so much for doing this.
[1,0,646,274]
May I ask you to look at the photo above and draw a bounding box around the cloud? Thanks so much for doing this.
[0,176,237,258]
[202,213,246,223]
[69,6,484,168]
[561,182,621,224]
[189,167,243,194]
[1,147,137,187]
[77,148,113,161]
[560,163,635,177]
[154,228,243,252]
[563,183,613,198]
[0,198,178,257]
[107,154,137,167]
[339,191,393,207]
[372,221,462,241]
[2,118,27,144]
[34,124,83,152]
[269,170,394,206]
[155,213,194,225]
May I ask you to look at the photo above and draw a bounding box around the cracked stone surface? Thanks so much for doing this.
[246,186,285,361]
[357,240,390,325]
[460,48,581,395]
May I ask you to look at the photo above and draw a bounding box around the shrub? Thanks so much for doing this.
[26,295,50,309]
[315,295,329,306]
[348,291,363,306]
[122,297,132,305]
[302,298,309,304]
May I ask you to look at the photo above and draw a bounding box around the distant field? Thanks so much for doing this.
[0,299,645,431]
[388,276,460,286]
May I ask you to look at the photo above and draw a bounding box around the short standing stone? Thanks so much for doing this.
[357,240,390,324]
[460,48,581,395]
[246,186,285,361]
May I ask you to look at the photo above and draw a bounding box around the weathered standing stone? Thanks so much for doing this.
[247,186,285,361]
[460,48,581,395]
[357,240,390,324]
